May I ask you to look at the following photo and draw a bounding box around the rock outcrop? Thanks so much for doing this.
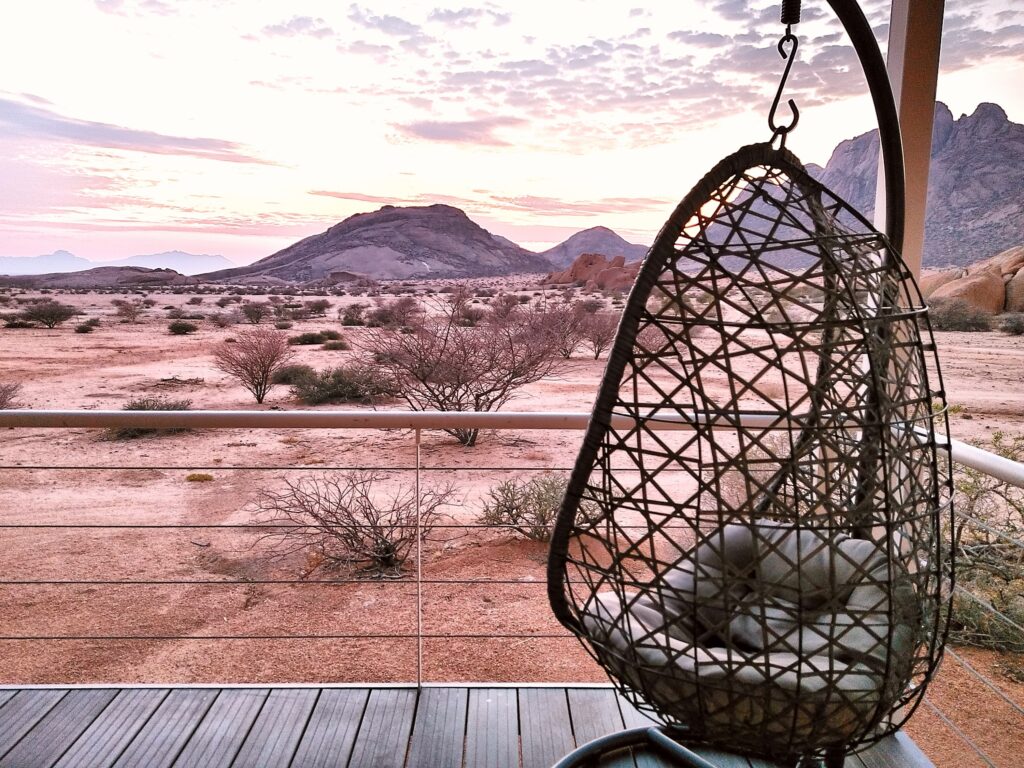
[810,102,1024,268]
[539,227,647,268]
[546,252,641,291]
[202,204,552,283]
[922,244,1024,314]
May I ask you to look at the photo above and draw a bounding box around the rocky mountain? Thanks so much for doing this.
[809,102,1024,268]
[0,266,195,289]
[203,204,552,282]
[539,226,648,268]
[0,250,232,276]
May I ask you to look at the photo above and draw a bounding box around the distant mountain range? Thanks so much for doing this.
[808,101,1024,268]
[202,204,553,282]
[0,250,233,276]
[7,101,1020,284]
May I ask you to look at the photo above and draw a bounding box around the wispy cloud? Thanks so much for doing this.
[0,98,273,165]
[262,16,334,39]
[94,0,175,16]
[428,8,510,28]
[348,4,420,37]
[397,116,525,145]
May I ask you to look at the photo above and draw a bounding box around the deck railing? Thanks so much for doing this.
[1,408,1021,766]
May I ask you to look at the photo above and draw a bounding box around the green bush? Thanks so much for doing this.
[948,432,1024,660]
[271,364,315,385]
[290,364,395,405]
[186,473,214,482]
[275,320,294,330]
[928,298,991,331]
[289,329,342,345]
[322,339,350,351]
[107,396,192,440]
[998,313,1024,336]
[478,473,596,542]
[168,320,199,335]
[74,323,95,334]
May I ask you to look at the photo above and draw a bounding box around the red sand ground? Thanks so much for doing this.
[1,285,1022,766]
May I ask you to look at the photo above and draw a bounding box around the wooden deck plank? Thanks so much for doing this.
[346,688,417,768]
[170,688,268,768]
[0,689,66,760]
[0,686,936,768]
[519,688,575,768]
[406,687,468,768]
[464,688,519,768]
[53,689,168,768]
[858,733,935,768]
[616,695,676,768]
[111,689,218,768]
[566,688,634,768]
[0,689,117,768]
[289,689,369,768]
[230,688,318,768]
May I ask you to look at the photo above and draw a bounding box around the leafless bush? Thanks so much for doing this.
[363,305,562,446]
[366,296,421,328]
[251,470,456,577]
[539,304,588,358]
[213,327,295,403]
[0,382,24,409]
[583,313,619,359]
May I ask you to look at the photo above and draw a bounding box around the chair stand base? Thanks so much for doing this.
[550,726,721,768]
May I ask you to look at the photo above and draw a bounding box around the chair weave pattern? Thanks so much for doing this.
[548,143,953,762]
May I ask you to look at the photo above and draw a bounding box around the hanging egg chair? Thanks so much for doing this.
[547,3,953,767]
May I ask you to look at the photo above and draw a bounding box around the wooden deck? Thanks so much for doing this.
[0,686,933,768]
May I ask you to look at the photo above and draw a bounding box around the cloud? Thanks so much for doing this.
[427,8,510,28]
[262,16,334,39]
[0,98,272,165]
[348,4,420,37]
[309,191,398,204]
[397,116,525,145]
[94,0,175,16]
[667,30,731,48]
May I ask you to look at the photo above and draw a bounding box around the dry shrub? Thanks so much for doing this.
[363,305,563,446]
[107,396,192,440]
[251,470,456,577]
[928,298,991,331]
[478,473,593,542]
[0,382,24,409]
[213,327,295,404]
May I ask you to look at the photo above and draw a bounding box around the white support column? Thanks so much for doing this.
[876,0,945,280]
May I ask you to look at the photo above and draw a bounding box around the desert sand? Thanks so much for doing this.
[1,283,1022,766]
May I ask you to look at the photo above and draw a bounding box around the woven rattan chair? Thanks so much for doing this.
[547,140,953,766]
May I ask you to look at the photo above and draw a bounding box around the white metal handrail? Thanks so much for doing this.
[1,408,1022,489]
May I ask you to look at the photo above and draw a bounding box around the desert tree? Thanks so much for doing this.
[251,470,456,577]
[21,301,76,328]
[304,298,331,317]
[240,301,271,325]
[0,382,24,409]
[213,327,295,403]
[583,312,620,359]
[364,305,563,446]
[488,292,520,321]
[539,303,589,358]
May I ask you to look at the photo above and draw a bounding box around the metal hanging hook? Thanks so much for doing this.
[768,28,800,144]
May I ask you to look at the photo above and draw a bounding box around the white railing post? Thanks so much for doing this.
[414,427,423,688]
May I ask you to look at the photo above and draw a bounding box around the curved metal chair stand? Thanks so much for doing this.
[546,4,953,768]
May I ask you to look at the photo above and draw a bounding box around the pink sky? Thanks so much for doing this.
[1,1,1022,264]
